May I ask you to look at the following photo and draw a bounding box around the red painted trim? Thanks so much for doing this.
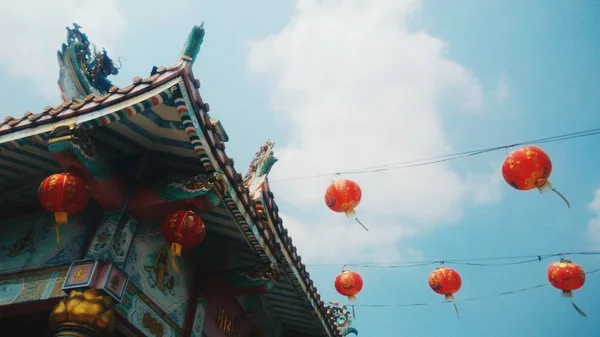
[48,150,216,217]
[182,268,201,337]
[202,295,260,336]
[127,197,215,220]
[50,152,126,210]
[196,269,268,300]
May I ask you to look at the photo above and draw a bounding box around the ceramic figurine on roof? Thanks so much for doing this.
[244,139,279,198]
[57,23,123,101]
[326,302,359,336]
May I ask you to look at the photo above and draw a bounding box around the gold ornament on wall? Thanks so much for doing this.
[48,289,115,337]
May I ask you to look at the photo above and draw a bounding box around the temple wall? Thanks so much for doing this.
[116,283,178,337]
[0,209,100,277]
[123,219,194,329]
[202,295,256,337]
[236,294,283,337]
[0,206,101,311]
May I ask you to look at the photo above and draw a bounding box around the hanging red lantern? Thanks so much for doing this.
[38,173,88,242]
[325,178,368,230]
[161,210,206,272]
[501,145,570,207]
[429,266,462,317]
[547,259,587,316]
[334,269,363,301]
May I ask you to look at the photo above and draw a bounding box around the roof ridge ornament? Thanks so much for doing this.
[326,301,358,336]
[57,23,122,102]
[179,23,205,64]
[244,139,278,198]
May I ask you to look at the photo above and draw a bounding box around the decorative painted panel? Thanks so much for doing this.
[123,220,192,328]
[202,296,257,337]
[192,294,208,337]
[62,260,128,302]
[87,211,137,267]
[0,267,68,306]
[116,284,176,337]
[0,212,94,275]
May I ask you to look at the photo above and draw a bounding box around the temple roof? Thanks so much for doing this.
[0,25,342,336]
[0,63,185,136]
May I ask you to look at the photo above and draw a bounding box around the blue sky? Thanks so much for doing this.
[1,1,600,336]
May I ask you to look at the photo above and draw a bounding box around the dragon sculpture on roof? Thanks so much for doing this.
[243,139,278,199]
[57,23,124,101]
[326,302,358,336]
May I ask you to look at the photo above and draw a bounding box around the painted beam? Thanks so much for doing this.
[126,172,225,219]
[47,123,225,218]
[0,266,69,309]
[198,263,278,300]
[86,211,138,268]
[47,123,127,210]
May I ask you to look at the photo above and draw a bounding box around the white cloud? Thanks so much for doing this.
[495,72,510,102]
[248,0,502,263]
[0,0,126,99]
[587,188,600,247]
[465,164,504,205]
[280,212,417,264]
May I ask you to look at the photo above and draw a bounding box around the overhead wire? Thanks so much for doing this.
[345,267,600,308]
[270,126,600,183]
[306,250,600,268]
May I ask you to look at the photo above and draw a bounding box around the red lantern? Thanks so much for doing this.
[501,145,570,207]
[162,210,206,272]
[429,266,462,317]
[38,173,88,242]
[547,259,587,316]
[429,266,462,300]
[325,178,368,230]
[334,269,363,301]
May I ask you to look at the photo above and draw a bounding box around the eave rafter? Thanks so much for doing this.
[127,172,226,219]
[48,123,126,209]
[197,263,279,300]
[46,123,226,217]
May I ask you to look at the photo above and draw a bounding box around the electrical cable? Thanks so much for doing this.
[306,250,600,268]
[270,126,600,183]
[344,267,600,308]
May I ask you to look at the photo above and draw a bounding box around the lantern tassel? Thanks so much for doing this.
[54,212,67,243]
[539,181,570,208]
[551,188,571,208]
[347,295,357,302]
[453,303,460,319]
[354,218,369,231]
[55,225,60,243]
[345,209,369,231]
[170,242,182,273]
[570,300,587,317]
[445,294,459,319]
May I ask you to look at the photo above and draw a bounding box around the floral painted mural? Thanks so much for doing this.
[124,220,193,328]
[0,212,93,275]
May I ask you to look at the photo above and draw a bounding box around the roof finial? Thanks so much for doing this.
[179,24,206,64]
